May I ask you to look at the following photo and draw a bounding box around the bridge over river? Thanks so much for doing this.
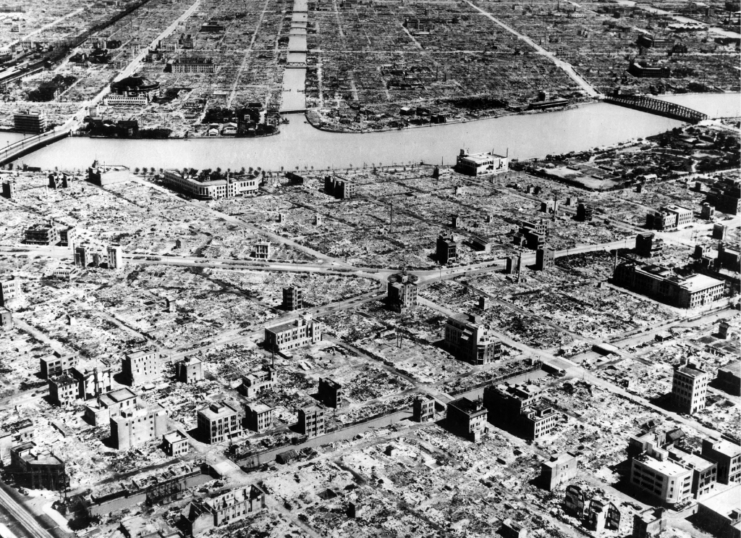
[603,95,708,124]
[0,126,72,167]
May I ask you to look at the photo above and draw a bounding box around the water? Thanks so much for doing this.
[18,102,685,171]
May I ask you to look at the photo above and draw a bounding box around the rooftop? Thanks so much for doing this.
[679,274,724,292]
[698,485,741,518]
[448,396,486,415]
[720,360,741,377]
[636,453,692,477]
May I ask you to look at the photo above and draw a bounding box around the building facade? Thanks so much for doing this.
[455,149,508,176]
[122,349,162,386]
[318,378,343,408]
[413,395,435,422]
[162,170,259,200]
[177,357,204,384]
[9,442,68,490]
[297,406,325,438]
[386,272,419,312]
[446,397,487,442]
[239,367,277,399]
[197,402,242,444]
[702,439,741,484]
[483,382,559,441]
[444,313,502,365]
[282,287,303,311]
[671,362,709,414]
[264,314,320,353]
[110,404,168,450]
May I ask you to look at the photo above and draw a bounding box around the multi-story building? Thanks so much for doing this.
[8,442,68,490]
[24,223,59,245]
[70,363,113,400]
[104,94,148,106]
[108,244,124,271]
[2,180,15,200]
[710,177,740,215]
[516,219,550,250]
[171,57,216,74]
[297,406,325,438]
[630,448,693,506]
[14,111,47,133]
[671,362,709,414]
[197,402,242,444]
[702,438,741,484]
[176,357,204,384]
[632,507,668,538]
[444,313,502,365]
[239,367,277,398]
[163,430,190,457]
[110,403,168,450]
[413,395,435,422]
[716,361,741,396]
[85,387,139,426]
[446,397,487,442]
[181,485,265,536]
[282,287,303,311]
[535,246,554,271]
[109,74,160,101]
[0,276,21,308]
[122,349,162,386]
[162,169,259,200]
[636,232,664,258]
[0,307,12,330]
[668,448,717,499]
[39,355,75,379]
[253,242,271,260]
[324,176,355,199]
[541,452,578,491]
[647,204,693,231]
[483,382,559,441]
[264,314,320,354]
[613,262,725,308]
[386,272,418,312]
[694,485,741,538]
[576,203,594,221]
[436,234,457,264]
[74,246,89,268]
[455,149,508,176]
[245,403,273,433]
[318,378,343,408]
[49,374,78,406]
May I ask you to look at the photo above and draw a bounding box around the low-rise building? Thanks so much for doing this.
[694,485,741,538]
[162,169,258,200]
[197,402,242,444]
[24,223,59,245]
[171,57,216,74]
[110,403,168,450]
[282,287,303,311]
[176,357,204,384]
[264,314,320,354]
[14,111,47,133]
[668,447,717,499]
[324,175,355,199]
[318,378,343,408]
[70,363,113,400]
[181,485,265,536]
[444,313,502,365]
[85,387,139,426]
[8,442,68,490]
[455,149,508,176]
[297,405,325,438]
[632,507,668,538]
[40,354,74,379]
[245,403,273,433]
[702,438,741,484]
[49,374,77,406]
[0,307,11,330]
[239,367,277,398]
[630,447,693,506]
[716,361,741,396]
[483,382,559,441]
[163,431,190,457]
[446,397,487,442]
[635,232,664,258]
[541,452,578,490]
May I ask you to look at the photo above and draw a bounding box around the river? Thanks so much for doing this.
[9,93,740,171]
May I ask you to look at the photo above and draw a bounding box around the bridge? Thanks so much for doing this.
[0,125,72,166]
[603,95,708,123]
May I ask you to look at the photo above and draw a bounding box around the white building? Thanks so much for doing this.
[455,149,508,176]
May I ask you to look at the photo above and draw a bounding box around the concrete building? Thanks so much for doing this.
[239,367,277,398]
[630,446,693,506]
[516,219,550,249]
[499,519,527,538]
[635,233,664,258]
[197,402,242,444]
[455,149,508,176]
[436,234,457,264]
[297,405,325,438]
[264,314,320,354]
[483,382,559,441]
[318,378,343,408]
[386,272,418,312]
[324,176,355,199]
[180,485,265,536]
[282,287,303,311]
[668,447,717,499]
[162,169,258,200]
[710,177,741,215]
[713,224,728,240]
[253,242,271,260]
[716,361,741,396]
[108,244,124,271]
[163,431,190,457]
[176,357,204,384]
[0,307,12,330]
[647,205,693,231]
[413,394,435,422]
[702,438,741,484]
[446,397,487,442]
[74,246,89,268]
[245,403,273,433]
[694,485,741,538]
[2,180,15,200]
[541,452,578,490]
[40,354,74,379]
[14,111,47,133]
[632,507,667,538]
[576,203,593,221]
[24,223,59,245]
[110,403,168,450]
[171,57,216,73]
[535,246,554,271]
[671,362,709,414]
[122,349,162,386]
[85,388,139,426]
[444,313,502,365]
[8,442,67,490]
[506,254,523,275]
[0,276,21,308]
[613,262,725,308]
[70,363,113,399]
[49,374,77,406]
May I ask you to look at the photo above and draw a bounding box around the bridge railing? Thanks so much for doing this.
[0,125,70,162]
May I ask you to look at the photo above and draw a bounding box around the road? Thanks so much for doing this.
[0,485,55,538]
[466,0,600,98]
